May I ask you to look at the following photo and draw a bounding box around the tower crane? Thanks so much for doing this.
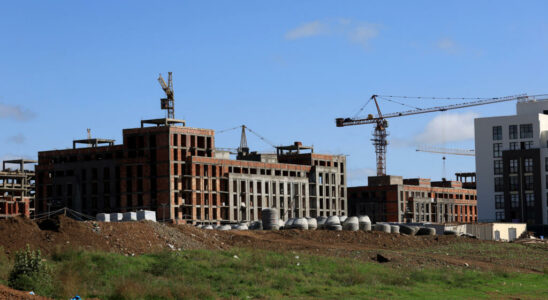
[416,146,475,181]
[215,125,277,154]
[336,93,545,177]
[158,72,175,119]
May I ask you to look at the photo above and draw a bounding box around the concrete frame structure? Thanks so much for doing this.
[348,175,477,224]
[475,98,548,224]
[36,119,347,224]
[0,159,36,218]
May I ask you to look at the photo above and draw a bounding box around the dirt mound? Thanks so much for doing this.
[0,284,50,300]
[0,216,223,257]
[1,217,545,274]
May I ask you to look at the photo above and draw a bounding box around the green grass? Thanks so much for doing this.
[3,248,536,299]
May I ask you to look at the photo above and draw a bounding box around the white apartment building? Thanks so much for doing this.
[475,98,548,225]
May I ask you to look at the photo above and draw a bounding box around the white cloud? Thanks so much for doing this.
[0,103,35,121]
[349,24,379,47]
[414,112,479,144]
[284,21,327,40]
[436,37,458,54]
[284,19,380,47]
[6,133,25,144]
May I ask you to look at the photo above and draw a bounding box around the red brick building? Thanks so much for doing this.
[348,175,477,224]
[0,196,30,218]
[36,118,347,224]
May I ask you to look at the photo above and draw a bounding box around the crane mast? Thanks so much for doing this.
[336,93,547,177]
[370,95,389,176]
[158,72,175,119]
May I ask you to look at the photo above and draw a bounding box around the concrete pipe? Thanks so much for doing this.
[326,216,341,226]
[374,223,391,233]
[343,216,359,231]
[316,216,328,229]
[399,225,420,236]
[261,208,279,230]
[328,224,343,231]
[249,221,263,230]
[293,218,309,230]
[218,225,231,231]
[306,218,318,230]
[285,218,296,229]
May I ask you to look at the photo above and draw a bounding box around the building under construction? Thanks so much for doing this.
[35,73,347,223]
[348,174,477,224]
[35,121,347,223]
[0,159,36,218]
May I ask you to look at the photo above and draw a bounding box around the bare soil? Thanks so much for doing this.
[1,216,546,275]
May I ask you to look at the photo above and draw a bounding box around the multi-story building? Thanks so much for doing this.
[347,175,477,224]
[36,118,347,223]
[0,159,36,218]
[475,98,548,224]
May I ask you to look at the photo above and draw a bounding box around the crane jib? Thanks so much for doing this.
[336,93,546,126]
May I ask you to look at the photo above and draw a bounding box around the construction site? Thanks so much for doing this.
[1,74,547,299]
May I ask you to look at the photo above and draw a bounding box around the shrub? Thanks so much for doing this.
[8,245,53,295]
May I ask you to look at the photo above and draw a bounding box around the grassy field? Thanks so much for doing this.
[0,247,547,299]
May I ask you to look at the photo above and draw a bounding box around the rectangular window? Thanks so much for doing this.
[494,160,503,175]
[495,194,504,209]
[496,211,505,221]
[509,176,519,191]
[493,143,502,158]
[524,175,534,190]
[493,126,502,140]
[522,141,533,150]
[525,193,535,207]
[509,159,519,173]
[545,157,548,172]
[524,158,533,173]
[494,177,504,192]
[509,125,518,139]
[511,194,519,208]
[509,142,519,150]
[520,124,533,139]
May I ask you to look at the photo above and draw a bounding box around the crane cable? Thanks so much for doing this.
[378,96,422,110]
[352,97,373,118]
[245,126,278,148]
[377,95,492,100]
[215,125,278,148]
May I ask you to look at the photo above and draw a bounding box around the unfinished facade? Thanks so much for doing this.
[348,175,477,224]
[0,160,36,218]
[36,119,347,223]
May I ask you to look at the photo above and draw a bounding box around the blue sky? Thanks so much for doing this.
[1,1,547,186]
